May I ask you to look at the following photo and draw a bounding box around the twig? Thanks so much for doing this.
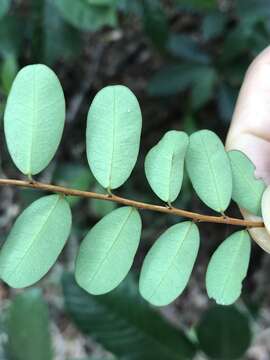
[0,178,264,228]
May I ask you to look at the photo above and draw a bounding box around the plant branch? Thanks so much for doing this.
[0,178,264,228]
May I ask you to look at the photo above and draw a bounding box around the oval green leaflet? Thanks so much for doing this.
[145,130,189,203]
[0,195,72,288]
[261,185,270,236]
[206,230,251,305]
[186,130,232,212]
[139,221,200,306]
[4,64,65,176]
[86,85,142,190]
[228,150,265,216]
[75,206,142,295]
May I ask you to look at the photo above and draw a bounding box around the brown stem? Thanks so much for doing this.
[0,178,264,228]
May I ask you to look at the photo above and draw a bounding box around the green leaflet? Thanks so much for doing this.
[6,289,53,360]
[139,221,200,306]
[54,0,117,31]
[261,185,270,235]
[75,206,142,295]
[196,305,251,360]
[0,195,72,288]
[86,85,142,190]
[145,131,189,203]
[4,64,65,175]
[186,130,232,212]
[206,230,251,305]
[63,273,196,360]
[228,150,265,215]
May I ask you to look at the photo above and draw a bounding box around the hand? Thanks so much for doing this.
[226,46,270,252]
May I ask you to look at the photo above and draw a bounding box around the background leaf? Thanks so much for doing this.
[0,0,11,19]
[228,150,265,215]
[196,305,251,359]
[145,131,189,203]
[44,0,83,65]
[6,289,53,360]
[142,0,169,51]
[86,85,142,190]
[4,64,65,175]
[63,273,196,360]
[89,184,117,217]
[147,63,215,97]
[167,34,210,64]
[139,221,200,306]
[53,163,95,206]
[206,230,251,305]
[0,195,72,288]
[186,130,232,212]
[54,0,117,31]
[75,206,142,295]
[0,54,18,95]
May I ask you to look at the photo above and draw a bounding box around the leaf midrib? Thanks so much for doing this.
[27,67,37,175]
[88,207,134,284]
[148,222,194,302]
[108,87,116,189]
[7,196,61,279]
[200,132,223,212]
[219,231,245,303]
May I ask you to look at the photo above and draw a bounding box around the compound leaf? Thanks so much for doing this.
[206,230,251,305]
[0,195,72,287]
[228,150,265,215]
[86,85,142,190]
[6,289,53,360]
[63,273,196,360]
[196,305,251,360]
[145,131,189,203]
[139,221,200,306]
[4,64,65,175]
[75,206,142,295]
[186,130,232,212]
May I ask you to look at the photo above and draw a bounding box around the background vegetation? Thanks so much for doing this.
[0,0,270,359]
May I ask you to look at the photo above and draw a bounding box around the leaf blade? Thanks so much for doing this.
[196,305,251,360]
[139,221,200,306]
[0,195,72,287]
[75,206,142,295]
[54,0,117,31]
[4,64,65,175]
[6,289,53,360]
[206,230,251,305]
[145,131,189,203]
[86,85,142,189]
[186,130,232,212]
[63,273,196,360]
[228,150,265,215]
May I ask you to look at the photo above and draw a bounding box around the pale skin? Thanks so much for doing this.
[226,46,270,252]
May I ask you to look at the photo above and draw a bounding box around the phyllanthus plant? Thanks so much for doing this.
[0,63,269,307]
